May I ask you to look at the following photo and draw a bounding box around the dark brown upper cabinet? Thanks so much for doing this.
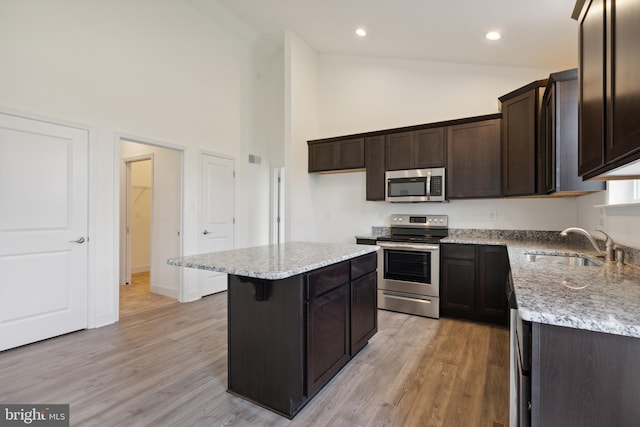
[573,0,640,179]
[308,114,500,201]
[308,138,365,173]
[499,79,547,197]
[385,127,445,171]
[364,136,385,201]
[447,118,502,199]
[539,69,604,195]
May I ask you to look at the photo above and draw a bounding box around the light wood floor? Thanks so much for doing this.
[0,293,509,427]
[119,272,177,317]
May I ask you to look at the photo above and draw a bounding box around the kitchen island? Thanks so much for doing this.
[168,242,379,418]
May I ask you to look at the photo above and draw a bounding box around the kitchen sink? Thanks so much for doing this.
[525,253,601,267]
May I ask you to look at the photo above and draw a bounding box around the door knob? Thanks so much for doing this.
[203,230,211,235]
[69,237,85,244]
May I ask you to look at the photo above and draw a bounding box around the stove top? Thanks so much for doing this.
[378,214,449,244]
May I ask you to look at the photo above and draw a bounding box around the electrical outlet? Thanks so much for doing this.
[489,210,497,221]
[599,209,605,226]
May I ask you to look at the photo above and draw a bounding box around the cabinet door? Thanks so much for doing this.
[440,245,476,315]
[415,127,445,168]
[306,283,350,396]
[365,135,386,201]
[607,0,640,164]
[477,246,509,325]
[541,83,555,194]
[350,271,377,355]
[337,138,365,170]
[308,142,336,172]
[578,0,606,176]
[502,90,537,196]
[385,132,414,170]
[441,258,476,314]
[447,119,502,198]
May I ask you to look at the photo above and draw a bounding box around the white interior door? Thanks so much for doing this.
[0,113,88,352]
[199,154,234,296]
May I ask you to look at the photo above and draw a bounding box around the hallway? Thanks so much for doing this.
[119,272,177,318]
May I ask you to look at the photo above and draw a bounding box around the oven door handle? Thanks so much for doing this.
[382,293,433,304]
[377,242,439,252]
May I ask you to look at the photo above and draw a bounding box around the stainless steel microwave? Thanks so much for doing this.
[385,168,446,202]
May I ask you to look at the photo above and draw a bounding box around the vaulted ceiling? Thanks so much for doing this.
[215,0,579,70]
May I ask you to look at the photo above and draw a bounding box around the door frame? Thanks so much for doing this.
[122,154,154,285]
[271,166,285,244]
[115,133,185,304]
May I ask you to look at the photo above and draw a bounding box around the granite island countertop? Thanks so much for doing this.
[168,241,379,280]
[441,234,640,338]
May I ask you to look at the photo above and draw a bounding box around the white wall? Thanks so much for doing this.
[0,0,273,327]
[318,55,554,136]
[577,189,640,249]
[309,171,579,242]
[284,31,320,242]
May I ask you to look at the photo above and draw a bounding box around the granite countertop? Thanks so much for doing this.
[168,241,379,280]
[442,235,640,339]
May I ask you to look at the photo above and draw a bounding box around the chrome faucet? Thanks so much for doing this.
[559,227,616,261]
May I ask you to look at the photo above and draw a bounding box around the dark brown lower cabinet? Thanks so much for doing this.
[306,283,350,397]
[350,271,377,354]
[227,253,377,419]
[440,243,508,325]
[523,321,640,426]
[441,244,476,314]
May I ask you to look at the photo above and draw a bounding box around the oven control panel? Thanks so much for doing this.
[390,214,448,228]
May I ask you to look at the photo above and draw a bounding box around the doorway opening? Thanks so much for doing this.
[119,139,182,317]
[125,157,152,282]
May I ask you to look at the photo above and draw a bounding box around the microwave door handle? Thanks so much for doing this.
[426,175,431,196]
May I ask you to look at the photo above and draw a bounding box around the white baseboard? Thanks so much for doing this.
[131,265,150,274]
[151,284,178,299]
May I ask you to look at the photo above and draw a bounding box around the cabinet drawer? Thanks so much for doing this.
[351,252,377,279]
[442,243,476,260]
[306,261,350,300]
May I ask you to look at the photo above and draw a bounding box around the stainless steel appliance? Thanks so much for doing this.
[385,167,446,202]
[377,214,448,318]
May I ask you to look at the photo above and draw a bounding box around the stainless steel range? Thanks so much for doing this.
[376,214,448,319]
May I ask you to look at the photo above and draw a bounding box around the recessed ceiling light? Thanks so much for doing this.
[486,31,501,41]
[355,28,367,37]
